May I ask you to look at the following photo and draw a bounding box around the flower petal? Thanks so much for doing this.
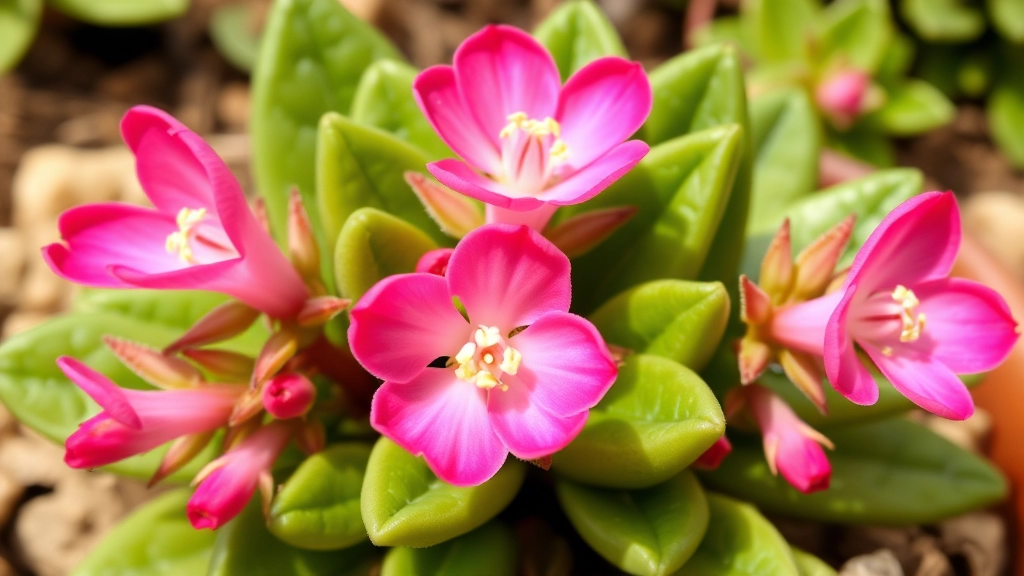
[863,344,975,420]
[453,25,561,148]
[824,285,879,405]
[349,274,469,384]
[427,159,545,211]
[413,66,502,174]
[447,225,571,329]
[57,357,141,430]
[487,377,587,461]
[913,278,1019,374]
[371,370,507,486]
[536,140,649,205]
[556,57,652,170]
[506,312,617,417]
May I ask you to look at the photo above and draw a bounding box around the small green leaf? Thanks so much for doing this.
[675,493,800,576]
[792,548,837,576]
[588,280,729,372]
[0,0,41,74]
[556,472,708,576]
[210,3,262,73]
[990,0,1024,43]
[334,208,438,303]
[827,124,895,167]
[533,0,626,81]
[898,0,985,43]
[269,443,372,551]
[48,0,186,25]
[815,0,893,75]
[555,354,725,489]
[989,76,1024,170]
[209,498,377,576]
[381,522,517,576]
[350,60,452,160]
[361,437,526,547]
[73,490,215,576]
[747,88,821,233]
[700,419,1008,524]
[741,0,817,63]
[872,80,955,136]
[251,0,401,238]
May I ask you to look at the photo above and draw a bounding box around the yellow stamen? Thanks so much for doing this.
[474,325,502,348]
[500,347,521,375]
[498,112,571,165]
[474,371,500,390]
[165,207,207,263]
[483,353,494,364]
[892,285,926,342]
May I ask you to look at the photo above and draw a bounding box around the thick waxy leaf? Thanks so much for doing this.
[747,89,821,233]
[700,419,1007,524]
[317,113,449,257]
[792,548,837,576]
[209,499,377,576]
[898,0,985,43]
[210,3,262,72]
[0,0,41,74]
[872,80,955,136]
[269,443,372,550]
[674,494,800,576]
[48,0,186,25]
[350,60,451,160]
[361,437,526,547]
[334,208,437,303]
[73,490,215,576]
[556,472,708,576]
[381,522,517,576]
[533,0,627,81]
[555,354,725,489]
[815,0,893,75]
[251,0,401,237]
[562,126,742,312]
[588,280,729,371]
[989,76,1024,169]
[990,0,1024,43]
[741,0,817,63]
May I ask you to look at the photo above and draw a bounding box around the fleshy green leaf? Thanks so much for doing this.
[700,419,1008,524]
[990,0,1024,43]
[0,0,41,74]
[48,0,186,25]
[209,498,377,576]
[741,0,817,63]
[350,60,452,160]
[210,3,262,73]
[381,522,517,576]
[269,443,372,550]
[361,437,526,547]
[251,0,401,238]
[588,280,729,372]
[792,548,837,576]
[989,75,1024,170]
[72,490,215,576]
[827,124,895,167]
[533,0,627,81]
[556,471,708,576]
[898,0,985,43]
[815,0,893,75]
[872,80,955,136]
[555,354,725,489]
[674,493,800,576]
[334,208,438,303]
[747,88,821,233]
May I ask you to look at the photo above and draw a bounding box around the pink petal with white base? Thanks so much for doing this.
[864,344,974,420]
[824,286,879,405]
[427,159,545,211]
[413,67,501,175]
[535,140,649,205]
[487,377,587,460]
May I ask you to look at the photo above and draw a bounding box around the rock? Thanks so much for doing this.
[18,264,67,312]
[216,82,251,132]
[939,512,1006,576]
[910,537,953,576]
[0,229,25,304]
[920,409,992,453]
[0,556,13,576]
[2,311,51,337]
[0,472,23,527]
[839,526,919,567]
[12,145,78,228]
[962,191,1024,281]
[840,549,905,576]
[0,430,71,487]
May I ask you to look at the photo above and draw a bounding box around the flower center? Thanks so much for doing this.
[449,325,522,391]
[497,112,570,194]
[892,285,926,343]
[166,207,207,263]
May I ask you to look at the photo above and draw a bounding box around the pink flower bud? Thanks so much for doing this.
[416,248,455,276]
[747,385,832,494]
[815,69,871,129]
[693,435,732,470]
[262,373,316,419]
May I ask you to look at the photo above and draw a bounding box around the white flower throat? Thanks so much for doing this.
[497,112,570,195]
[449,325,522,391]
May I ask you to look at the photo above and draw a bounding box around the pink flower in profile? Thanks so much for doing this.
[348,224,618,486]
[58,357,242,469]
[188,422,292,530]
[771,192,1019,420]
[42,106,308,318]
[815,68,871,130]
[746,385,832,494]
[414,25,652,231]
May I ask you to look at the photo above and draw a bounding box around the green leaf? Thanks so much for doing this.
[350,60,452,160]
[0,0,41,74]
[700,419,1008,524]
[693,17,751,56]
[815,0,893,75]
[554,354,725,489]
[588,280,729,372]
[675,493,800,576]
[741,0,817,63]
[73,490,215,576]
[251,0,401,239]
[827,124,894,168]
[269,442,372,550]
[361,437,526,547]
[209,498,377,576]
[792,548,837,576]
[874,33,915,87]
[210,3,262,73]
[317,113,449,259]
[898,0,985,43]
[990,0,1024,43]
[48,0,186,25]
[989,76,1024,170]
[872,80,955,136]
[533,0,626,81]
[381,522,517,576]
[747,88,821,233]
[334,208,438,303]
[556,471,708,576]
[562,126,742,312]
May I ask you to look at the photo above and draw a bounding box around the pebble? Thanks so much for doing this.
[0,229,25,304]
[840,549,905,576]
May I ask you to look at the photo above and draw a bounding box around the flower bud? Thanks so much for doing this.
[543,206,637,258]
[164,301,261,354]
[816,69,871,130]
[416,248,454,276]
[262,373,316,420]
[406,171,483,238]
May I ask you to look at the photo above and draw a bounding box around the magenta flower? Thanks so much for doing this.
[772,192,1019,420]
[58,357,242,469]
[188,422,292,530]
[42,106,308,318]
[414,25,652,230]
[348,224,618,486]
[746,385,832,494]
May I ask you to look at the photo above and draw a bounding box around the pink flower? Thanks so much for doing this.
[416,248,454,276]
[414,25,652,231]
[58,357,242,469]
[187,422,292,530]
[772,192,1019,420]
[42,106,309,318]
[815,69,871,130]
[348,224,618,486]
[746,385,832,494]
